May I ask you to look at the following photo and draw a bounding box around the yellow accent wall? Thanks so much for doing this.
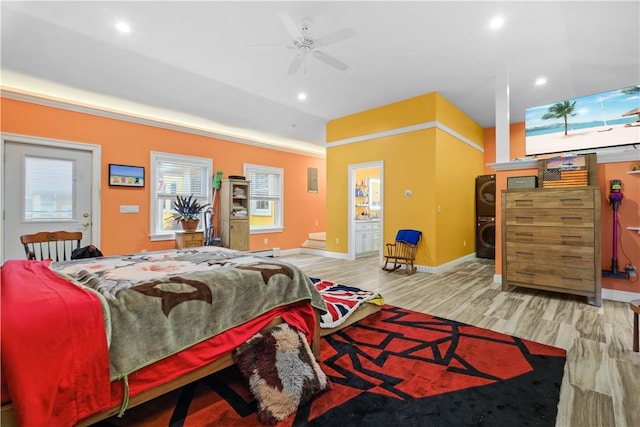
[326,92,485,267]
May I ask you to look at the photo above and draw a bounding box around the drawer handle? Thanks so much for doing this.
[562,235,582,240]
[515,232,534,237]
[516,251,533,255]
[515,216,533,222]
[561,277,582,282]
[514,199,534,206]
[560,198,584,204]
[516,271,534,275]
[562,255,583,260]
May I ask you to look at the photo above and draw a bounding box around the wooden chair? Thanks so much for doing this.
[382,229,422,275]
[20,231,83,262]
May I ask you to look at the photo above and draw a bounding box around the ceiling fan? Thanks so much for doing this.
[276,12,356,75]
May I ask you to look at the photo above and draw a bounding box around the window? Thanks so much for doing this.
[24,156,74,220]
[244,164,283,233]
[150,152,212,239]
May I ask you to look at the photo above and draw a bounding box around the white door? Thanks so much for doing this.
[3,141,94,261]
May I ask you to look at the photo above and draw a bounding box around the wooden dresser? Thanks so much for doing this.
[501,186,601,306]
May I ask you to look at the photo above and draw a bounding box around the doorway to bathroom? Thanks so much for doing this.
[348,161,383,260]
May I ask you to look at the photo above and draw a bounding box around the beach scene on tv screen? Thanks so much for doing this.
[525,85,640,155]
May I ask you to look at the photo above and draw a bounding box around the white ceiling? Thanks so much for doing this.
[1,1,639,155]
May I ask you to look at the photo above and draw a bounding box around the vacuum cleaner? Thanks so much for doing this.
[602,179,629,279]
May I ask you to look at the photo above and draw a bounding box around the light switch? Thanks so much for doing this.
[120,205,139,213]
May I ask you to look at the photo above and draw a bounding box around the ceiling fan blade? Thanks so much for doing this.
[288,54,304,75]
[249,44,295,50]
[278,12,302,40]
[311,50,348,71]
[314,28,356,48]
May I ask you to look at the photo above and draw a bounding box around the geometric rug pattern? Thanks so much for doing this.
[95,305,566,427]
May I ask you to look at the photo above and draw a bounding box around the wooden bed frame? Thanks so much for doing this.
[1,303,381,426]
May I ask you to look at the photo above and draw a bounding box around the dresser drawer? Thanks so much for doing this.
[505,208,594,227]
[505,226,594,246]
[504,189,595,209]
[506,262,594,292]
[505,242,594,269]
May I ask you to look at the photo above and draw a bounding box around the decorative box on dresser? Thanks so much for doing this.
[220,179,250,251]
[501,186,601,306]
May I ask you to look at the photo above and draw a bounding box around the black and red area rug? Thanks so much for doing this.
[96,305,566,427]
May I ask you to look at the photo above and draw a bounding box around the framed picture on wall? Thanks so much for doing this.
[109,164,145,187]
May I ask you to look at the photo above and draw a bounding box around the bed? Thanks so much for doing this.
[0,247,328,427]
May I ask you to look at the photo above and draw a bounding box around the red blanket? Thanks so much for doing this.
[1,260,318,426]
[1,260,111,426]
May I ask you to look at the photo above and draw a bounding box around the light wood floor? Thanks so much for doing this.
[280,253,640,427]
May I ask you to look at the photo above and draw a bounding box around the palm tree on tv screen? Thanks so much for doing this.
[541,100,577,135]
[621,85,640,95]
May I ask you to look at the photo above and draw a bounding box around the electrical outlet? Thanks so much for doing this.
[626,265,637,277]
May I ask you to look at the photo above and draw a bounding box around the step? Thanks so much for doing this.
[302,231,326,250]
[308,232,326,241]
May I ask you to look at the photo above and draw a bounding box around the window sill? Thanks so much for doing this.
[250,227,283,235]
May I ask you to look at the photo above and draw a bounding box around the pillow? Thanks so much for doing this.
[232,322,330,425]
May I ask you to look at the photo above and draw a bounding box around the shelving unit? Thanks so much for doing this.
[219,179,250,251]
[354,184,369,219]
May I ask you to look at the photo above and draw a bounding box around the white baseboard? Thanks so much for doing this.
[416,253,478,274]
[602,288,640,303]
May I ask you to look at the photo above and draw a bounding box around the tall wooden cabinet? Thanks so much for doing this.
[220,179,250,251]
[502,187,601,306]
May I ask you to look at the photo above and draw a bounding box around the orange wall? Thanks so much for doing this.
[483,123,526,172]
[1,98,326,255]
[485,123,640,294]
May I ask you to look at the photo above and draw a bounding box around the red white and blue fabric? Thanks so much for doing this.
[311,278,380,328]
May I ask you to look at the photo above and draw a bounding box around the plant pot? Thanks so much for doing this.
[181,219,199,232]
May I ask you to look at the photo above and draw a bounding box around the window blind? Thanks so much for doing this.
[155,157,208,199]
[246,168,281,200]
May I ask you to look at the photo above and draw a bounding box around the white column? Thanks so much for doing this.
[495,70,510,163]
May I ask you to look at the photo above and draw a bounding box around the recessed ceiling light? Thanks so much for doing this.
[489,16,504,30]
[115,22,131,33]
[297,92,307,101]
[535,77,547,86]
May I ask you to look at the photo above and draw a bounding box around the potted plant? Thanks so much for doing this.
[172,195,210,232]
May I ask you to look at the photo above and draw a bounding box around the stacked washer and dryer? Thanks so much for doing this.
[475,174,496,259]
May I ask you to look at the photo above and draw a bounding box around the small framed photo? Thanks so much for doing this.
[109,164,145,187]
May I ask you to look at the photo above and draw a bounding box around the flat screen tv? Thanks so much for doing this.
[109,164,145,187]
[525,85,640,156]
